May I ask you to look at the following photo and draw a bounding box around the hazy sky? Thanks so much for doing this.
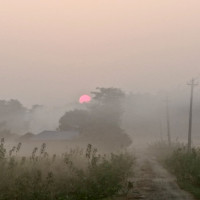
[0,0,200,107]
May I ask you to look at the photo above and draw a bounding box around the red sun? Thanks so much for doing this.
[79,95,91,104]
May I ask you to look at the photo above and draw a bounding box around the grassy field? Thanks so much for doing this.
[0,139,135,200]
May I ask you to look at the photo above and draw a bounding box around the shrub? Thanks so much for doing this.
[149,141,200,199]
[0,141,135,200]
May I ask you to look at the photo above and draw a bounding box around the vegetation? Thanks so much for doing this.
[149,141,200,199]
[0,140,135,200]
[59,87,132,150]
[164,147,200,199]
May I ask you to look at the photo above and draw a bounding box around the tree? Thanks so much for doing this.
[59,109,90,133]
[0,99,29,135]
[59,87,132,150]
[90,87,125,126]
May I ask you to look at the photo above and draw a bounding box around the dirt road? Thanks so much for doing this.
[126,154,195,200]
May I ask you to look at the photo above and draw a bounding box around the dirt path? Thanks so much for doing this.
[125,153,195,200]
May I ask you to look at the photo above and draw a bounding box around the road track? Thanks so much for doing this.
[126,153,195,200]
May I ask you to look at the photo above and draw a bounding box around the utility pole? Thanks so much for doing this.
[187,78,198,152]
[159,119,163,141]
[165,97,171,146]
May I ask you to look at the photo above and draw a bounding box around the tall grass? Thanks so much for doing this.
[149,141,200,199]
[0,139,135,200]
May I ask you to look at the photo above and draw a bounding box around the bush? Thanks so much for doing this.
[164,147,200,184]
[0,141,135,200]
[149,141,200,199]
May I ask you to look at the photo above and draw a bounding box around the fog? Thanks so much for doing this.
[0,0,200,107]
[1,2,200,199]
[0,1,200,150]
[123,88,200,146]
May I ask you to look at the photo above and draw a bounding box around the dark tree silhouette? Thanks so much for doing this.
[0,99,29,135]
[59,87,132,150]
[59,109,90,133]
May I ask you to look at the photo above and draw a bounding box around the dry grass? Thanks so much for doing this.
[0,139,135,200]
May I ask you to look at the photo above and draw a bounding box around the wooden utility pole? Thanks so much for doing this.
[159,119,163,141]
[187,78,198,151]
[165,97,171,146]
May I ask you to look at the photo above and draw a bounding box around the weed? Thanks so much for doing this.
[0,139,135,200]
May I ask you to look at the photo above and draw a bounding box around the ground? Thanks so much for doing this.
[115,151,195,200]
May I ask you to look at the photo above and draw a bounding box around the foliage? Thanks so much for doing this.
[59,87,132,150]
[164,147,200,184]
[0,141,135,200]
[59,109,90,132]
[164,147,200,199]
[0,99,29,134]
[150,141,200,199]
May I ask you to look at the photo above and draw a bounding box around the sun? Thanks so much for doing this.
[79,95,91,104]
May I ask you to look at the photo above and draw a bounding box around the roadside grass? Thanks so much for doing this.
[179,181,200,199]
[0,139,135,200]
[149,141,200,199]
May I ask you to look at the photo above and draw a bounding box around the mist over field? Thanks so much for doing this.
[0,1,200,199]
[1,88,200,145]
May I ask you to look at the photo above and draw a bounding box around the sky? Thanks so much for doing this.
[0,0,200,107]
